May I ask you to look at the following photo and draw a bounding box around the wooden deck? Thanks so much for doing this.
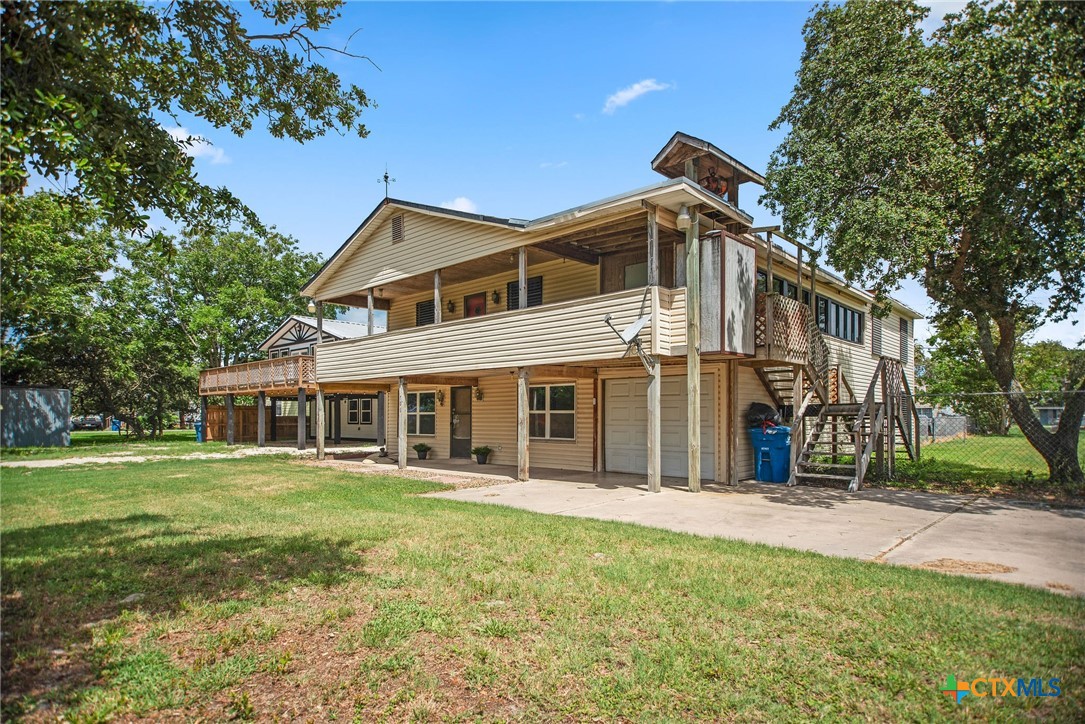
[198,355,317,396]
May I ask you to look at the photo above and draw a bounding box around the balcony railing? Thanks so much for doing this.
[316,286,687,383]
[199,355,316,396]
[754,292,828,378]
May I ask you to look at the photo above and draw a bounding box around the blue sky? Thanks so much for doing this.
[170,1,1081,346]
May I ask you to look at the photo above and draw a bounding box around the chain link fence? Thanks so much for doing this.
[898,390,1085,492]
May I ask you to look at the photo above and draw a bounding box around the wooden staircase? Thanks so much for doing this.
[790,358,920,491]
[753,292,921,491]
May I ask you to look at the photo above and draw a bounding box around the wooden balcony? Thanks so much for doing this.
[198,355,316,396]
[754,292,828,375]
[316,286,687,383]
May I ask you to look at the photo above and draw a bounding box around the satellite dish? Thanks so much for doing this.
[619,315,651,344]
[603,313,656,375]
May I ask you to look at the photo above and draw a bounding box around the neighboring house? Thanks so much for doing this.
[1037,406,1085,429]
[199,132,922,491]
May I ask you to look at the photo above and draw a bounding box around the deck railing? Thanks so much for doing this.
[198,355,316,395]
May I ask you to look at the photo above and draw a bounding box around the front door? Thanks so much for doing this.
[450,386,472,458]
[464,292,486,318]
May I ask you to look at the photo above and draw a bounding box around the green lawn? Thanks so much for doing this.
[893,428,1085,502]
[0,429,239,461]
[2,458,1082,721]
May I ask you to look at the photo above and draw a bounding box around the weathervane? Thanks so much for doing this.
[378,165,396,198]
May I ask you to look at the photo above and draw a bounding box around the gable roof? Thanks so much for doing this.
[257,315,383,352]
[651,131,767,186]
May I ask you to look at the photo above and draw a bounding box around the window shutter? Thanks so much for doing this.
[391,214,404,242]
[415,300,435,326]
[872,318,883,357]
[506,276,543,309]
[899,318,910,365]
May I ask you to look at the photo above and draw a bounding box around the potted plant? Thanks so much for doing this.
[471,445,492,464]
[412,442,432,460]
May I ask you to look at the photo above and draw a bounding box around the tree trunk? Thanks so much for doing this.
[976,314,1084,486]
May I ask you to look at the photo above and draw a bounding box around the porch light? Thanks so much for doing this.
[676,205,692,231]
[447,300,455,313]
[474,387,484,402]
[307,299,317,313]
[492,290,500,304]
[436,390,445,406]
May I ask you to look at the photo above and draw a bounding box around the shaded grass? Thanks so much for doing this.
[2,458,1083,721]
[892,428,1085,502]
[1,429,238,460]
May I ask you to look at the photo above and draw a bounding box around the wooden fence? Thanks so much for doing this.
[204,405,299,443]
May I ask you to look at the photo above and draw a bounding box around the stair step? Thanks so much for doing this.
[799,463,856,470]
[794,472,855,482]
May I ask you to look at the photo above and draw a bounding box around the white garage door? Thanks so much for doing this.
[604,375,715,479]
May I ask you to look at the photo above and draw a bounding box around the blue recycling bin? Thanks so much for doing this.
[194,421,204,443]
[111,419,121,432]
[748,426,791,483]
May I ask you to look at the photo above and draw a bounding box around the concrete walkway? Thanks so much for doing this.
[431,476,1085,595]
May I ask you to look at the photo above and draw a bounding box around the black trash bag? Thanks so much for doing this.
[746,402,780,427]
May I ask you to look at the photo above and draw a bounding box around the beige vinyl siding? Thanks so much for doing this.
[384,376,594,471]
[384,385,452,461]
[387,258,598,332]
[656,287,687,354]
[317,287,671,383]
[735,365,778,480]
[317,210,528,300]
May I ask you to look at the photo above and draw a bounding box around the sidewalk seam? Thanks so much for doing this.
[873,496,979,562]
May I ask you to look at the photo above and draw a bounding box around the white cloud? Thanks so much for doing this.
[440,196,478,213]
[602,78,671,115]
[573,113,586,121]
[165,126,230,164]
[539,161,568,169]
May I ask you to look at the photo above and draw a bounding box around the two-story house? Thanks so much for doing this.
[199,132,922,492]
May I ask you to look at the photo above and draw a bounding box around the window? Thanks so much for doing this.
[529,383,575,440]
[391,214,404,242]
[347,398,373,425]
[899,318,910,365]
[624,262,648,289]
[815,296,864,344]
[415,300,435,326]
[506,276,543,310]
[756,270,808,301]
[406,392,436,436]
[872,318,883,356]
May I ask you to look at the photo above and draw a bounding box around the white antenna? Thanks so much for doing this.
[604,313,656,375]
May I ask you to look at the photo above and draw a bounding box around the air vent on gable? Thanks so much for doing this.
[391,214,404,242]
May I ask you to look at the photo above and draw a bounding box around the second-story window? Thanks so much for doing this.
[506,276,543,310]
[899,318,910,365]
[815,296,864,344]
[415,300,435,326]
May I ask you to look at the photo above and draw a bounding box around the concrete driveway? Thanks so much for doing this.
[430,477,1085,595]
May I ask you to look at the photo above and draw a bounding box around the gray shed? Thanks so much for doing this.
[1,386,71,448]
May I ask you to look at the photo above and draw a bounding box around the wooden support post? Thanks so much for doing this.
[367,288,375,335]
[790,365,803,476]
[199,396,208,444]
[809,263,818,314]
[517,367,530,481]
[333,397,342,444]
[297,387,306,451]
[686,209,701,491]
[796,248,803,300]
[270,398,278,442]
[315,388,325,459]
[257,391,266,447]
[434,269,443,324]
[876,373,886,479]
[727,361,739,485]
[888,376,896,479]
[518,246,528,309]
[397,378,408,469]
[764,231,774,359]
[646,204,659,286]
[647,357,662,493]
[377,391,386,448]
[316,300,323,339]
[225,394,235,446]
